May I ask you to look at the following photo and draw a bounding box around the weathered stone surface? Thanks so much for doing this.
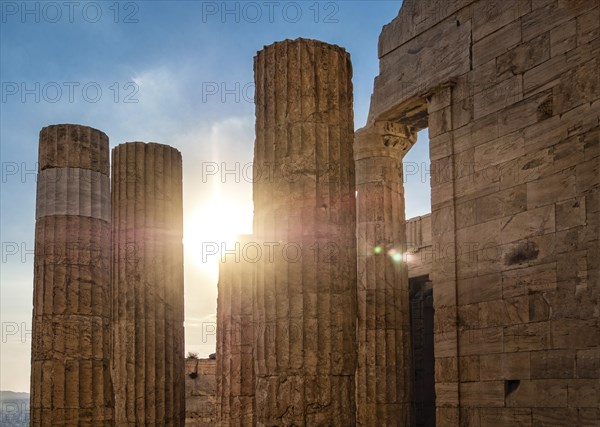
[185,358,217,426]
[36,168,110,221]
[111,142,185,426]
[355,123,417,425]
[366,1,600,422]
[371,17,472,123]
[30,124,113,426]
[378,0,473,57]
[216,235,255,426]
[406,214,433,279]
[253,38,357,426]
[37,124,110,175]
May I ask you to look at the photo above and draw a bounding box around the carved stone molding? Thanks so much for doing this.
[355,121,418,161]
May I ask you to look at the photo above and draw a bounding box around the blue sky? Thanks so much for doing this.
[0,0,430,392]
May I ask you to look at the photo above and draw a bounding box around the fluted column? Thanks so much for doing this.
[216,235,256,426]
[111,142,185,426]
[354,122,417,426]
[30,124,113,426]
[253,38,357,425]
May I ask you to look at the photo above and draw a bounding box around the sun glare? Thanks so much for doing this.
[184,197,252,266]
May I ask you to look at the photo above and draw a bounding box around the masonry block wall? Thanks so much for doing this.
[185,358,217,426]
[366,0,599,425]
[407,215,433,279]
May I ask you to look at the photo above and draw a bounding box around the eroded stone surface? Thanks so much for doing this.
[366,1,600,425]
[30,124,114,426]
[252,38,358,426]
[216,235,255,426]
[186,358,217,426]
[355,123,417,426]
[111,142,185,426]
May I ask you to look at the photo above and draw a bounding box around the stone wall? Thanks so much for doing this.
[407,214,433,279]
[366,1,600,425]
[185,358,216,426]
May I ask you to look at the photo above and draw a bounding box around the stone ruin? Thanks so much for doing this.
[30,0,599,426]
[31,128,185,426]
[216,0,599,425]
[111,142,186,426]
[31,125,114,425]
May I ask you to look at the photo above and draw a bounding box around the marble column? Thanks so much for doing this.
[354,121,417,426]
[253,38,357,425]
[216,235,256,426]
[111,142,185,426]
[30,124,113,426]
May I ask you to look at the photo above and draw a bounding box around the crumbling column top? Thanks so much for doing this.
[38,123,109,174]
[354,121,417,161]
[256,37,350,58]
[113,141,182,154]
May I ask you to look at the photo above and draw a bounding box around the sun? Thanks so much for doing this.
[184,196,252,267]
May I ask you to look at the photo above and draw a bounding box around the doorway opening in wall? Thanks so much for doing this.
[402,125,435,427]
[409,275,435,427]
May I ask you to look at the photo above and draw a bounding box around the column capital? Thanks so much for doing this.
[354,121,418,161]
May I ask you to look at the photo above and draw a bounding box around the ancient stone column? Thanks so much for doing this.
[30,124,113,426]
[253,38,357,425]
[216,234,256,426]
[354,122,417,426]
[111,142,185,426]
